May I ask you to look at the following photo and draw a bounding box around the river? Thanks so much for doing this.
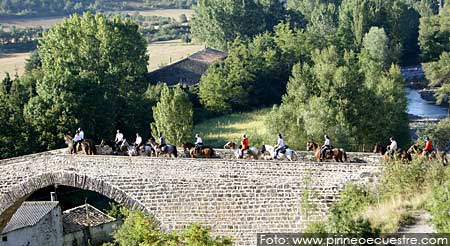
[406,88,448,118]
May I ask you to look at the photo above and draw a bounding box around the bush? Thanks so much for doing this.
[429,180,450,232]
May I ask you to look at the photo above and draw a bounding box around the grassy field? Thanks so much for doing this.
[0,9,193,29]
[0,40,204,79]
[148,40,204,71]
[193,108,274,148]
[0,52,30,80]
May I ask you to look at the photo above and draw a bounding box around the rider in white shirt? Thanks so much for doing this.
[135,133,143,147]
[387,137,398,158]
[73,130,83,153]
[195,133,203,154]
[321,135,332,161]
[78,128,84,140]
[274,133,285,159]
[115,130,124,143]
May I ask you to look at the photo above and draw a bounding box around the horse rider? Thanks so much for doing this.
[195,133,203,155]
[134,133,143,151]
[73,129,83,153]
[274,133,285,159]
[115,130,124,149]
[240,134,249,158]
[159,133,167,151]
[423,136,434,158]
[387,137,398,158]
[320,135,332,161]
[78,128,84,141]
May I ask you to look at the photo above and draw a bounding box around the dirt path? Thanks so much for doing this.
[398,211,434,233]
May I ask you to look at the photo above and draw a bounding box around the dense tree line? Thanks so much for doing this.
[420,4,450,114]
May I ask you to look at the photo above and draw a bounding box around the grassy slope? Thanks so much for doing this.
[193,108,274,148]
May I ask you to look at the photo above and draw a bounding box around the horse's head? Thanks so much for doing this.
[373,144,380,153]
[100,139,106,147]
[224,141,236,149]
[64,135,74,144]
[306,142,316,151]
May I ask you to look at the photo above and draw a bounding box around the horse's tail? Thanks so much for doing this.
[210,147,215,158]
[342,149,348,162]
[174,147,178,158]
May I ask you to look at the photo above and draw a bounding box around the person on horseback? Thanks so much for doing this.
[423,136,434,158]
[159,133,167,151]
[78,128,84,141]
[134,133,143,150]
[115,130,124,150]
[73,129,83,153]
[387,137,398,158]
[274,133,285,159]
[320,135,331,161]
[240,134,249,158]
[195,133,203,155]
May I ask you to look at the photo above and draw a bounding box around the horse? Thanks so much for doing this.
[224,141,262,160]
[306,142,347,162]
[149,141,178,158]
[373,143,411,162]
[261,144,297,161]
[120,140,138,157]
[190,146,215,158]
[64,135,96,155]
[181,142,195,157]
[407,144,437,160]
[140,145,156,157]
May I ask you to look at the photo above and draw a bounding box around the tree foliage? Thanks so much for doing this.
[24,13,150,150]
[109,210,232,246]
[151,84,193,146]
[191,0,292,50]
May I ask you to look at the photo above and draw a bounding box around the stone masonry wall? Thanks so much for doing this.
[0,151,382,245]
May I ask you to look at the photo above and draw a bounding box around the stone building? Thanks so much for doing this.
[0,201,63,246]
[148,47,227,86]
[0,201,117,246]
[63,204,118,246]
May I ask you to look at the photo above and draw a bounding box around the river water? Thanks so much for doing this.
[406,88,448,118]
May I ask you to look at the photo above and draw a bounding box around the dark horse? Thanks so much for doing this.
[306,141,347,162]
[373,143,411,162]
[100,139,117,152]
[181,142,195,157]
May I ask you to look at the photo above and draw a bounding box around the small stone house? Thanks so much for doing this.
[0,201,64,246]
[0,202,118,246]
[63,204,118,246]
[148,47,227,86]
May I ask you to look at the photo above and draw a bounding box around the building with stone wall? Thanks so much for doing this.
[0,201,63,246]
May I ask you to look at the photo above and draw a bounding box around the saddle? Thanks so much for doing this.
[279,146,287,154]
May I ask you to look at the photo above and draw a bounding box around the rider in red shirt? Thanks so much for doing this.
[423,136,433,158]
[240,134,249,158]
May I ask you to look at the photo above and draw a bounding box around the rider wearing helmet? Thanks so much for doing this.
[159,133,167,151]
[274,133,285,159]
[240,134,249,158]
[321,135,331,161]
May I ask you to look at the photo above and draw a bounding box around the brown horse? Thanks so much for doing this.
[64,135,96,155]
[181,142,195,157]
[306,142,347,162]
[407,144,436,160]
[373,143,411,162]
[190,146,215,158]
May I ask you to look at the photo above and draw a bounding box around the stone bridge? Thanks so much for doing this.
[0,150,382,245]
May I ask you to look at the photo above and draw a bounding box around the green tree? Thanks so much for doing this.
[112,210,160,246]
[191,0,287,50]
[151,84,193,146]
[423,51,450,115]
[0,74,37,159]
[419,5,450,62]
[24,13,149,150]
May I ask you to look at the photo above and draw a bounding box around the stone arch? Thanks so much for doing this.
[0,171,150,231]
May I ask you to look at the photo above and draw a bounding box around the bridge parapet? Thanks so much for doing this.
[0,152,382,245]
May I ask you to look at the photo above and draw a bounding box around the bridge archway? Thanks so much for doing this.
[0,171,150,232]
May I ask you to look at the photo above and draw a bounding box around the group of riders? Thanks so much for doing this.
[67,126,441,162]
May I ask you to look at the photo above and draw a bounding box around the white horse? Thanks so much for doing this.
[224,141,262,160]
[120,140,138,157]
[261,144,297,161]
